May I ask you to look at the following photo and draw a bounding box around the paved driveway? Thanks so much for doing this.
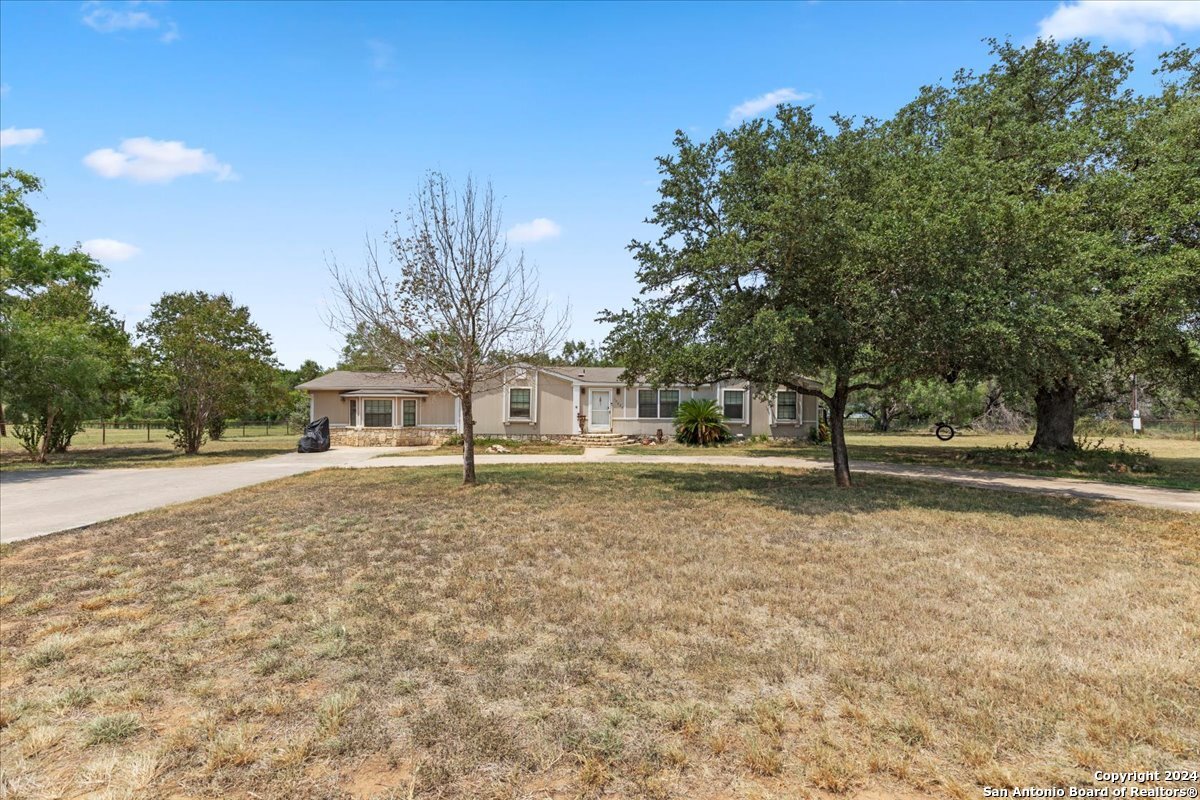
[0,447,394,543]
[3,448,1196,543]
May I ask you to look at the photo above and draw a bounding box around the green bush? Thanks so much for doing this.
[673,399,732,446]
[809,421,831,444]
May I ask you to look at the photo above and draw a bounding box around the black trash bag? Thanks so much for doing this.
[297,416,330,453]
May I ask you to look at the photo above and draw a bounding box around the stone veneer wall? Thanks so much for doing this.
[330,427,453,447]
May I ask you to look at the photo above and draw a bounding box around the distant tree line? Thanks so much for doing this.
[0,169,323,460]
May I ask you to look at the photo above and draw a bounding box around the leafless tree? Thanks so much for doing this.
[330,172,568,485]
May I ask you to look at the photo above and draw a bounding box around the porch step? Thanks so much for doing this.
[567,433,636,446]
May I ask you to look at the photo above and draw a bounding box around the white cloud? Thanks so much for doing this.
[0,127,45,148]
[508,218,562,243]
[83,137,237,183]
[727,88,814,124]
[1038,1,1200,47]
[81,238,141,262]
[367,39,395,70]
[81,1,180,43]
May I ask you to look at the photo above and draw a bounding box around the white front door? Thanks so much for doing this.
[589,389,612,432]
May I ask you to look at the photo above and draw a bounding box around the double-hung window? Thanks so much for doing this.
[509,388,531,419]
[638,389,658,418]
[658,390,680,419]
[363,399,393,427]
[638,389,681,418]
[349,399,357,426]
[776,391,798,422]
[402,399,417,427]
[722,390,744,421]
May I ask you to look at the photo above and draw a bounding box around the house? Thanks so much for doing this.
[296,367,821,445]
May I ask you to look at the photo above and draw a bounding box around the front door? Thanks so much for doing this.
[589,389,612,432]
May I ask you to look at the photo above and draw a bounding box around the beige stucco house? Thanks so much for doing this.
[297,366,821,445]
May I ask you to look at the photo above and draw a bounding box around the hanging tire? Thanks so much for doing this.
[935,423,956,441]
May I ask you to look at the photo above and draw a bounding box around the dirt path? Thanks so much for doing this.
[3,447,1195,543]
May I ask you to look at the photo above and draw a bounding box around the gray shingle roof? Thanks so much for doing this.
[294,370,445,391]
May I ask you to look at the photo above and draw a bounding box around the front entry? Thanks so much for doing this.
[589,389,612,432]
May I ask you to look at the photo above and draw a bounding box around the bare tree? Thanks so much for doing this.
[330,172,568,485]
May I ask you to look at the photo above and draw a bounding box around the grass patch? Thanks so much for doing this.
[83,714,141,746]
[1,464,1196,798]
[381,435,584,456]
[618,431,1200,490]
[0,432,297,472]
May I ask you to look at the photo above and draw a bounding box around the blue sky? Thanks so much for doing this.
[2,1,1198,368]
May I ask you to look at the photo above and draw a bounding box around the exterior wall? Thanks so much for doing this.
[308,373,820,444]
[611,385,718,438]
[420,393,457,426]
[465,371,577,437]
[610,383,816,440]
[312,390,350,426]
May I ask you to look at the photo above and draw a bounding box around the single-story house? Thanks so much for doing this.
[296,366,821,445]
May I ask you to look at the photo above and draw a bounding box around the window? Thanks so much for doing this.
[776,391,798,421]
[723,390,744,421]
[363,399,392,427]
[659,389,680,419]
[509,388,531,419]
[638,389,658,418]
[402,399,417,427]
[349,399,356,426]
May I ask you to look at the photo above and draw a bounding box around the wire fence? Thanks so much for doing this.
[76,419,296,446]
[839,416,1199,439]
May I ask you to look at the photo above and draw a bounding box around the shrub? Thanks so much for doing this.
[809,421,831,444]
[673,399,731,446]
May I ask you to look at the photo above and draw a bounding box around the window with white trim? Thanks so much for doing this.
[363,399,392,427]
[509,388,531,419]
[402,399,417,427]
[722,390,744,421]
[776,391,798,421]
[659,389,680,419]
[637,389,658,418]
[349,398,356,426]
[637,389,680,419]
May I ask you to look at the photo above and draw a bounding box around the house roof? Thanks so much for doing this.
[295,370,444,392]
[299,367,822,392]
[541,366,630,384]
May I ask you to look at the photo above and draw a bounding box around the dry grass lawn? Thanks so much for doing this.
[1,465,1197,800]
[619,432,1200,490]
[0,432,298,472]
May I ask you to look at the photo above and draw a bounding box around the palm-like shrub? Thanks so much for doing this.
[674,399,732,446]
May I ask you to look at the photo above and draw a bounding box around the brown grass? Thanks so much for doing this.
[0,432,297,472]
[1,464,1197,799]
[619,432,1200,490]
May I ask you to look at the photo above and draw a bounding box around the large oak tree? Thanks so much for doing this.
[603,108,975,486]
[902,40,1200,450]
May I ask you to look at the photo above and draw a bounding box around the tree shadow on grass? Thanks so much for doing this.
[480,463,1116,522]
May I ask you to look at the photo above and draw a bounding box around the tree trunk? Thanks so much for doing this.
[461,392,477,486]
[829,378,852,488]
[36,408,54,463]
[0,403,7,437]
[1030,380,1077,452]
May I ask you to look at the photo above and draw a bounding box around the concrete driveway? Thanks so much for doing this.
[3,448,1196,543]
[0,447,395,543]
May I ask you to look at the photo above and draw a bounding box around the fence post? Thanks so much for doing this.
[243,421,247,437]
[101,418,106,445]
[147,422,151,442]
